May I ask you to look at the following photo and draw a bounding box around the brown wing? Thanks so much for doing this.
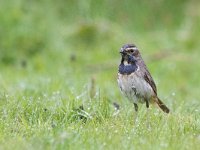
[136,55,157,95]
[143,69,157,95]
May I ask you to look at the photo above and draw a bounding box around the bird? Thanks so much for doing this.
[117,44,170,114]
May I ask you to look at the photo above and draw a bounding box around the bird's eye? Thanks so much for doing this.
[130,50,134,53]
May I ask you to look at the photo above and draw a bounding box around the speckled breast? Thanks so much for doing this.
[117,72,153,104]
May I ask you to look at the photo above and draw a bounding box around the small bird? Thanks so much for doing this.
[117,44,169,114]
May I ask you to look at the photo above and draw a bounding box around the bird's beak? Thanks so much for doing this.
[120,48,126,55]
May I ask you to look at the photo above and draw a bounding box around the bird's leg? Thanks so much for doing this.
[146,100,149,108]
[145,100,150,129]
[134,103,138,112]
[133,103,138,124]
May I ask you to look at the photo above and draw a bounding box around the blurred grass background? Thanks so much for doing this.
[0,0,200,150]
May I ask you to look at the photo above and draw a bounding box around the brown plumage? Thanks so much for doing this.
[118,44,170,113]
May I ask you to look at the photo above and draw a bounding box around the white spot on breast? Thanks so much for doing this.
[123,61,129,66]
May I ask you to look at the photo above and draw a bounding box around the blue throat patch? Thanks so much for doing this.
[118,63,138,75]
[119,54,138,74]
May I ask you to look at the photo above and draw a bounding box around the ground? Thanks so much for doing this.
[0,0,200,150]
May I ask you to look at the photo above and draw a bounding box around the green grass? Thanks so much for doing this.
[0,0,200,150]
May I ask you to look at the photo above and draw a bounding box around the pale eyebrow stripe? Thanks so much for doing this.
[126,47,138,50]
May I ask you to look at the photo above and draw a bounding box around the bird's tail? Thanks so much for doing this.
[154,97,170,113]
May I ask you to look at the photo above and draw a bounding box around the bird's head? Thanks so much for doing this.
[120,44,140,64]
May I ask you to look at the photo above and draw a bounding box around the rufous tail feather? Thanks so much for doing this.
[155,97,170,113]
